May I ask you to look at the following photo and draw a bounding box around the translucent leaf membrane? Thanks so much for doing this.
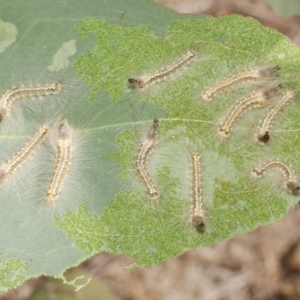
[0,0,170,290]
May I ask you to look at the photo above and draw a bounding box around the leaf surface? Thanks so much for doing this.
[1,0,300,290]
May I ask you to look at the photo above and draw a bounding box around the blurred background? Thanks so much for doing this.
[2,1,300,299]
[155,0,300,46]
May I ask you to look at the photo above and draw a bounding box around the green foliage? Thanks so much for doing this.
[1,0,300,291]
[0,257,27,289]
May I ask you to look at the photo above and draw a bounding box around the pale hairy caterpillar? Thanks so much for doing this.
[0,83,62,121]
[135,119,160,202]
[190,152,205,228]
[218,86,281,138]
[128,50,196,89]
[46,120,73,203]
[251,159,300,195]
[202,66,279,102]
[256,90,294,145]
[0,125,49,181]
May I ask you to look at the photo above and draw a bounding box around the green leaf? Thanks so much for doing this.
[1,0,300,291]
[0,0,168,290]
[57,15,300,269]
